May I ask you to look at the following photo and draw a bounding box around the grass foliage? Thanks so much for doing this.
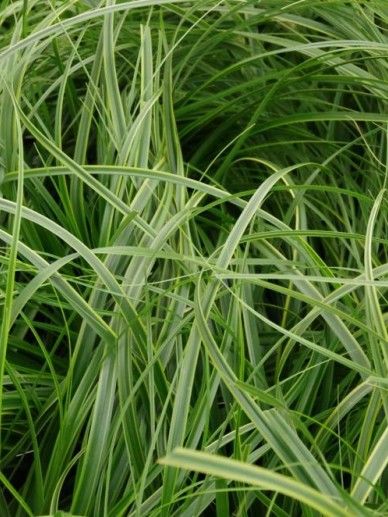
[0,0,387,515]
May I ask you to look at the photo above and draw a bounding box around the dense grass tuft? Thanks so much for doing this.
[0,1,387,515]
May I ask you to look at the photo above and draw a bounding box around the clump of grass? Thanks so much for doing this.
[0,1,387,515]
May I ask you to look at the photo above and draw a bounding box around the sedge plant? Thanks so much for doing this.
[0,1,387,515]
